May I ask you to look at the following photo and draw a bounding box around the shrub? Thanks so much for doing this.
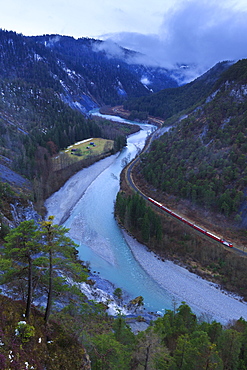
[15,321,35,343]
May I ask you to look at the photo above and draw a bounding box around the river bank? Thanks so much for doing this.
[45,153,118,225]
[122,231,247,324]
[45,153,247,325]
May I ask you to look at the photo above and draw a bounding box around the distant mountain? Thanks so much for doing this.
[0,28,244,226]
[0,29,180,178]
[123,61,233,120]
[0,30,180,114]
[138,59,247,224]
[30,34,180,107]
[1,29,180,206]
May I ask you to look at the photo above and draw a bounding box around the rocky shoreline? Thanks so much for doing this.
[45,153,247,326]
[122,230,247,324]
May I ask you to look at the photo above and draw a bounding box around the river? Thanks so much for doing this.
[45,113,175,314]
[45,112,247,323]
[68,115,173,313]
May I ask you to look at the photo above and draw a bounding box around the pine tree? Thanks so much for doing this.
[40,216,83,324]
[3,220,41,320]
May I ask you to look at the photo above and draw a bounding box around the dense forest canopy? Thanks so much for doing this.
[138,59,247,223]
[123,61,233,120]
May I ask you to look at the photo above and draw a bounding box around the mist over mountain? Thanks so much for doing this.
[104,1,247,83]
[135,59,247,225]
[0,27,239,198]
[5,30,184,110]
[0,27,246,226]
[2,21,247,370]
[123,60,234,119]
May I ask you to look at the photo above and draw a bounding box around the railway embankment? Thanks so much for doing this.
[45,150,247,324]
[118,158,247,302]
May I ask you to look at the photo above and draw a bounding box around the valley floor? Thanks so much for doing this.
[45,154,247,325]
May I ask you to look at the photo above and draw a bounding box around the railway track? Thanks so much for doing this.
[124,129,246,256]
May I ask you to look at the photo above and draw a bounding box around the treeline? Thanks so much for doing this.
[32,34,179,104]
[3,218,247,368]
[115,192,162,243]
[60,300,247,369]
[32,34,150,105]
[131,303,247,370]
[0,29,144,192]
[141,132,245,218]
[3,294,247,369]
[214,59,247,88]
[0,77,130,194]
[115,182,247,299]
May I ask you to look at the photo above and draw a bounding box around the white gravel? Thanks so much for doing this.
[122,231,247,324]
[45,154,118,224]
[45,155,247,325]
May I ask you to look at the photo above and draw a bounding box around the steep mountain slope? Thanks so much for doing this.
[138,59,247,227]
[0,28,244,231]
[0,29,161,224]
[0,30,179,114]
[30,34,179,106]
[124,61,233,120]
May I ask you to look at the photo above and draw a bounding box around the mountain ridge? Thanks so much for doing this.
[133,59,247,228]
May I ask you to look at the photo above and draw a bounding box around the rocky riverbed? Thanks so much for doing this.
[45,154,247,326]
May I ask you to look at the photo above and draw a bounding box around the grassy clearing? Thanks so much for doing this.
[52,138,114,171]
[64,138,114,160]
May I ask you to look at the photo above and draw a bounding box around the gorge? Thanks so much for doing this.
[45,113,247,325]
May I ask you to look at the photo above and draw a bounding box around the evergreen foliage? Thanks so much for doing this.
[3,220,41,319]
[2,220,247,368]
[139,59,247,218]
[31,34,178,103]
[115,192,162,242]
[0,28,145,190]
[2,29,247,369]
[0,218,88,324]
[124,61,232,119]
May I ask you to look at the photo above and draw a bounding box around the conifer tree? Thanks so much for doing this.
[40,216,82,324]
[3,220,41,320]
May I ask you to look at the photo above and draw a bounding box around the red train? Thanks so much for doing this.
[148,197,233,248]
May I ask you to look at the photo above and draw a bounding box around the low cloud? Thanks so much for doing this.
[103,1,247,80]
[159,1,247,66]
[140,77,151,85]
[92,39,126,59]
[47,35,61,46]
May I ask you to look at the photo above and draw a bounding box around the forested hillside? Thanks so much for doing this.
[0,29,179,113]
[0,29,178,177]
[0,29,144,221]
[31,34,179,106]
[2,27,247,369]
[3,284,247,369]
[115,59,247,320]
[123,61,232,120]
[138,59,247,225]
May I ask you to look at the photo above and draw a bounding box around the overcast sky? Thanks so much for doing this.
[1,0,247,75]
